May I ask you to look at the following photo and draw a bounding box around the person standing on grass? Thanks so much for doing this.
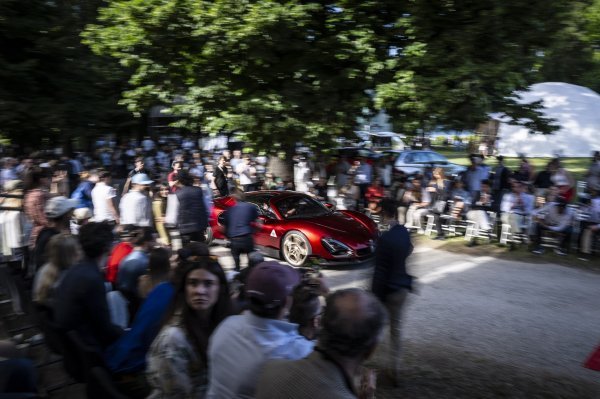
[491,156,511,212]
[371,198,414,386]
[585,151,600,193]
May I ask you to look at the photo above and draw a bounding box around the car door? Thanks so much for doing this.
[247,198,281,250]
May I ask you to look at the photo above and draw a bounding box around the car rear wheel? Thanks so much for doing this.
[282,231,311,267]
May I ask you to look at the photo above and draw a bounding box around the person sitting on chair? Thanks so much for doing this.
[530,196,574,256]
[500,180,535,247]
[433,179,470,240]
[466,179,494,246]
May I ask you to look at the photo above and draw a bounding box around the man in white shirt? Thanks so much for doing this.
[207,262,312,398]
[236,156,256,192]
[91,171,119,224]
[500,180,535,243]
[119,174,153,227]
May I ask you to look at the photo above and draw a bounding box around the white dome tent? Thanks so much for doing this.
[495,82,600,157]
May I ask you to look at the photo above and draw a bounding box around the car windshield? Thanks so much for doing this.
[275,195,330,219]
[247,195,278,219]
[427,152,449,163]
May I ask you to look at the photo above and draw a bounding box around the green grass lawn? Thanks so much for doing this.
[435,148,592,182]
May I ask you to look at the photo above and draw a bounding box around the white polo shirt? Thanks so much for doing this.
[91,182,117,222]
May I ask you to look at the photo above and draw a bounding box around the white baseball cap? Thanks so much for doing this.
[131,173,153,185]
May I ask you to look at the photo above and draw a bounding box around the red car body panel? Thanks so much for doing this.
[209,191,378,265]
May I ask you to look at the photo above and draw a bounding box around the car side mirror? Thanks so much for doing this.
[324,203,335,210]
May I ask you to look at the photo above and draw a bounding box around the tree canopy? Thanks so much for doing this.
[2,0,599,148]
[85,0,405,152]
[0,0,136,148]
[375,0,574,135]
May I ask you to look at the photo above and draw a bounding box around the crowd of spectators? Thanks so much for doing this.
[0,135,599,397]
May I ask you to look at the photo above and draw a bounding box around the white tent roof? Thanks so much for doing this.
[495,82,600,157]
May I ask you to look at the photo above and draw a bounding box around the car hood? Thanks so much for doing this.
[299,212,374,245]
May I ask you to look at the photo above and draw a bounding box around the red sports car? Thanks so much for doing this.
[208,191,378,266]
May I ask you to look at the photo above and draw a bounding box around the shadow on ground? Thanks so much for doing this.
[372,341,600,399]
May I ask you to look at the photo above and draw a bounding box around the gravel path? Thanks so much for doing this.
[213,243,600,387]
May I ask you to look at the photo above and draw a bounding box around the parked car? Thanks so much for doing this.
[208,191,379,266]
[388,150,466,176]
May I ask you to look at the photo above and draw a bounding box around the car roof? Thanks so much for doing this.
[245,190,308,201]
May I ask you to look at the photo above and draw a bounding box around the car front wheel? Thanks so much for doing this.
[205,226,213,246]
[281,231,311,267]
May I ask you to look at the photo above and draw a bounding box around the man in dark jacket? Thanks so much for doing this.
[175,170,208,244]
[214,156,229,197]
[491,156,511,211]
[54,222,123,350]
[371,198,413,386]
[222,188,258,271]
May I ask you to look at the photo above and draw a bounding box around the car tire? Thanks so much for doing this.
[205,226,213,246]
[281,231,312,267]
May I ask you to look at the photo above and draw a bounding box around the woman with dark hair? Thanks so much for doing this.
[146,256,231,398]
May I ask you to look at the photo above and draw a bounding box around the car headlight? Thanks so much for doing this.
[321,237,352,257]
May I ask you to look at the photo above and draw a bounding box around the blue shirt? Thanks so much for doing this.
[104,282,175,374]
[223,201,259,238]
[207,312,314,398]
